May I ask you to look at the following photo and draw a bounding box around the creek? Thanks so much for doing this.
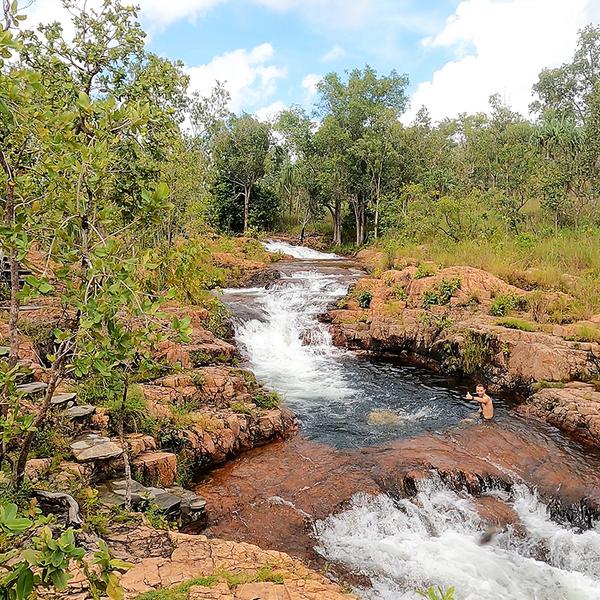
[213,240,600,600]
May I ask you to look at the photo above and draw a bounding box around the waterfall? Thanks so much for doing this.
[315,481,600,600]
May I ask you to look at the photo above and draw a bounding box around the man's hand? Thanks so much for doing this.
[466,392,473,400]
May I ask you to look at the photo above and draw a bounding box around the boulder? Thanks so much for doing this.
[51,392,77,406]
[65,404,95,420]
[132,451,177,488]
[70,434,123,462]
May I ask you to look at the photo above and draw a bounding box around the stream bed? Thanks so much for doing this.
[214,240,600,600]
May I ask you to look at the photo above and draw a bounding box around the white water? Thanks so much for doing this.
[263,239,341,260]
[232,267,356,404]
[315,481,600,600]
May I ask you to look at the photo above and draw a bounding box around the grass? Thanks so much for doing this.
[253,390,281,409]
[565,324,600,343]
[422,278,461,308]
[532,380,566,391]
[496,318,538,332]
[377,228,600,316]
[135,566,285,600]
[489,293,527,317]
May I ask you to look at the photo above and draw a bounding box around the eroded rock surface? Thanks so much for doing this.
[519,382,600,447]
[113,527,357,600]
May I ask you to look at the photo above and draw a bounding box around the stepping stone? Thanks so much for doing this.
[16,382,47,396]
[143,487,181,514]
[0,346,8,357]
[65,404,95,419]
[51,392,77,406]
[167,486,207,525]
[70,433,122,462]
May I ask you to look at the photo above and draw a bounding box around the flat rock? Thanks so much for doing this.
[0,346,8,356]
[51,392,77,406]
[132,451,177,488]
[65,404,95,419]
[70,433,123,462]
[16,381,47,396]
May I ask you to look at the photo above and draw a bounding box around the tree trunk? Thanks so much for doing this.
[118,376,133,510]
[0,182,20,469]
[243,185,250,234]
[14,345,69,487]
[333,196,342,246]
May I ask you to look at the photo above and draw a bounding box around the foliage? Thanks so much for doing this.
[495,318,538,332]
[422,278,461,308]
[417,585,456,600]
[357,290,373,309]
[135,576,217,600]
[415,263,437,279]
[490,293,527,317]
[458,332,496,376]
[0,500,129,600]
[253,390,281,409]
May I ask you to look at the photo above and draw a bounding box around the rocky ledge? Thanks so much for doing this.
[327,260,600,446]
[82,525,356,600]
[518,382,600,447]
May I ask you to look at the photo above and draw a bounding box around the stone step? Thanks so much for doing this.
[132,451,177,488]
[70,433,123,462]
[65,404,95,420]
[51,392,77,407]
[16,381,47,396]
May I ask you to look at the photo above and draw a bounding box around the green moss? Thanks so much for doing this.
[496,318,538,332]
[532,380,566,391]
[135,576,218,600]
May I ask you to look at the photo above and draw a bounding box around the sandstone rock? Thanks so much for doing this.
[118,529,358,600]
[132,451,177,487]
[25,458,52,482]
[70,434,123,462]
[519,383,600,447]
[126,433,157,456]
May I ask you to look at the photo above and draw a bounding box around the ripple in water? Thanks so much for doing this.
[315,480,600,600]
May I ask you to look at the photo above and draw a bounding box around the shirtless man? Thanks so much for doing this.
[466,383,494,420]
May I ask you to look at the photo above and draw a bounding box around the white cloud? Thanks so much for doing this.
[24,0,226,29]
[301,73,322,101]
[255,101,287,122]
[186,43,287,112]
[403,0,596,124]
[321,44,346,62]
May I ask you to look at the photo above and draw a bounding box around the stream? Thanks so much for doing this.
[216,240,600,600]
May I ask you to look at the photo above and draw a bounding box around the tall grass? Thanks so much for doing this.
[380,228,600,316]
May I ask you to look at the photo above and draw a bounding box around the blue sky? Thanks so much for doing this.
[27,0,600,122]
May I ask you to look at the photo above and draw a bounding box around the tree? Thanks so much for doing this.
[212,114,271,233]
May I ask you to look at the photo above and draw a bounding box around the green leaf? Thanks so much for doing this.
[16,567,33,600]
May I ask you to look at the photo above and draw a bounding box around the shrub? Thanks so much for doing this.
[460,331,496,375]
[253,390,280,409]
[422,278,461,308]
[419,312,453,331]
[496,318,538,332]
[418,586,456,600]
[490,293,526,317]
[357,290,373,309]
[415,263,436,279]
[390,283,408,301]
[229,401,254,415]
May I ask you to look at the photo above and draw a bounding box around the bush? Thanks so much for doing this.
[490,293,526,317]
[422,278,461,308]
[390,283,408,301]
[357,290,373,309]
[253,390,280,409]
[415,263,436,279]
[565,325,600,343]
[460,331,496,375]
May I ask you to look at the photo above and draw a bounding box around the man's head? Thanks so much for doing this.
[476,383,486,396]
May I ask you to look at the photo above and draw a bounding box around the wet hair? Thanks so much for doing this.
[475,383,486,389]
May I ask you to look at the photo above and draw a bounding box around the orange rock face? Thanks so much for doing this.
[132,451,178,487]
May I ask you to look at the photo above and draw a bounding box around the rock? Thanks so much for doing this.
[51,392,77,406]
[70,433,123,462]
[16,381,47,396]
[0,346,8,356]
[144,487,181,514]
[65,404,95,419]
[118,529,359,600]
[132,451,177,488]
[126,433,157,456]
[25,458,52,482]
[519,383,600,447]
[167,486,207,526]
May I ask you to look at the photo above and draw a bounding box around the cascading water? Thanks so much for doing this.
[219,240,600,599]
[222,241,475,447]
[315,481,600,600]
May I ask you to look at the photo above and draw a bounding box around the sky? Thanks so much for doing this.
[23,0,600,124]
